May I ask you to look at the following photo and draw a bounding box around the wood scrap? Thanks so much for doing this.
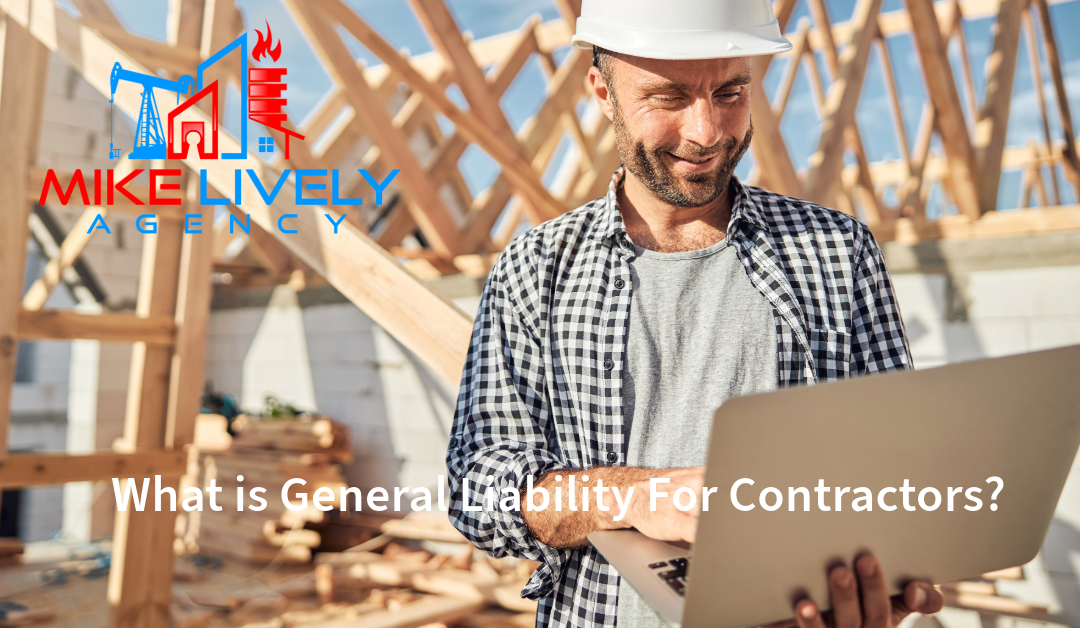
[193,414,352,564]
[381,514,468,544]
[306,595,484,628]
[0,538,25,558]
[0,609,55,627]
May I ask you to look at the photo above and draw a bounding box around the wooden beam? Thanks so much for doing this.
[108,160,185,628]
[22,207,102,311]
[458,48,592,252]
[1031,0,1080,195]
[81,17,201,76]
[750,70,805,198]
[0,450,186,488]
[1022,9,1060,204]
[804,0,883,209]
[409,0,547,226]
[284,0,463,256]
[17,308,174,344]
[906,0,982,219]
[165,177,213,450]
[0,13,48,459]
[975,0,1024,215]
[311,0,566,223]
[871,204,1080,243]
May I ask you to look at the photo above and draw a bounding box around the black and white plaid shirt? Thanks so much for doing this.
[446,169,911,626]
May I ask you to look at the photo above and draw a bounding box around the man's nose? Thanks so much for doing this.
[680,98,724,149]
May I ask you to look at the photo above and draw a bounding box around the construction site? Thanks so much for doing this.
[0,0,1078,626]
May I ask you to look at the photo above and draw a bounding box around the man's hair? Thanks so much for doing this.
[592,45,616,90]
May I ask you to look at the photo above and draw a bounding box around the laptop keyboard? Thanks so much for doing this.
[647,557,690,596]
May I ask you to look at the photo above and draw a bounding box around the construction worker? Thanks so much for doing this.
[447,1,944,626]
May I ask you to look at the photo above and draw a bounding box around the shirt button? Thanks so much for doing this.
[603,359,614,370]
[613,278,625,290]
[449,437,458,449]
[606,451,618,463]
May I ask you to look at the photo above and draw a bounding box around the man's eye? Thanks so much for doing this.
[717,91,741,100]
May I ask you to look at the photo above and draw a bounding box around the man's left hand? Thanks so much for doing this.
[760,553,943,628]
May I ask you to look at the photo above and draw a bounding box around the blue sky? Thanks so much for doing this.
[89,0,1080,218]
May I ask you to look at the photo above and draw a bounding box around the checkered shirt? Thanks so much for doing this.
[446,169,911,627]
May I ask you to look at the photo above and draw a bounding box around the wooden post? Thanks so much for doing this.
[905,0,982,219]
[0,13,48,458]
[1031,0,1080,195]
[975,0,1024,215]
[804,0,883,210]
[108,162,185,628]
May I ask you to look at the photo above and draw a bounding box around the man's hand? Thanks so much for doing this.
[621,466,704,544]
[760,554,943,628]
[521,466,705,548]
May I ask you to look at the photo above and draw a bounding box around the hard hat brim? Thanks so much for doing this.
[572,18,792,60]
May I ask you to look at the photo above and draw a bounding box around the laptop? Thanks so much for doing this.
[589,344,1080,628]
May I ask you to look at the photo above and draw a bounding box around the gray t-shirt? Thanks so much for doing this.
[616,236,779,627]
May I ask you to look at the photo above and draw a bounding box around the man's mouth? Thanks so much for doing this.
[666,151,721,172]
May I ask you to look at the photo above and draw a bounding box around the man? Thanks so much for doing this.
[447,1,943,626]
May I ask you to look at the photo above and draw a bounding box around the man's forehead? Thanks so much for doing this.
[612,53,752,89]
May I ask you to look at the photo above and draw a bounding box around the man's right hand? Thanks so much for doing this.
[620,466,705,544]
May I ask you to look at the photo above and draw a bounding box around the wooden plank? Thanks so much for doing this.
[308,595,485,628]
[17,308,174,344]
[870,204,1080,243]
[0,13,48,459]
[804,0,884,209]
[310,0,566,223]
[906,0,982,219]
[750,70,804,199]
[81,17,201,76]
[1031,0,1080,195]
[22,207,102,311]
[458,48,592,252]
[0,450,187,488]
[108,161,186,628]
[975,0,1024,215]
[1022,9,1060,204]
[284,0,464,256]
[165,177,213,450]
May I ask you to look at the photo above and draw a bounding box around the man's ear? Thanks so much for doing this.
[588,66,615,122]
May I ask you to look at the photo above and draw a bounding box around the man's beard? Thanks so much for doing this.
[611,94,753,209]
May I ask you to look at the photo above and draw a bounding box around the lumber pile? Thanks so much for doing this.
[172,515,539,628]
[194,415,351,564]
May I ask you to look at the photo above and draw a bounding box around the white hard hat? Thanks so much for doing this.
[572,0,792,60]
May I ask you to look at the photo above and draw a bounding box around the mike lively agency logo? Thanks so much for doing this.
[38,22,397,235]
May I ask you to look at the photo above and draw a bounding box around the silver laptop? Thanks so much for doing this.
[590,344,1080,628]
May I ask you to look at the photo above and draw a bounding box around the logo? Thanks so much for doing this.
[41,19,399,230]
[107,21,305,161]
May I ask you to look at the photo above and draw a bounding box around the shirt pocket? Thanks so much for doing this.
[809,328,852,381]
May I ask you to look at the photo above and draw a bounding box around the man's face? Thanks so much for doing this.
[596,54,754,208]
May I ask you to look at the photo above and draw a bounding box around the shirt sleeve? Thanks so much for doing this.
[849,230,913,375]
[445,252,572,600]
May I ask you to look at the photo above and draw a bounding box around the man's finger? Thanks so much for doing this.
[903,581,943,615]
[793,599,828,628]
[829,566,862,628]
[855,554,890,628]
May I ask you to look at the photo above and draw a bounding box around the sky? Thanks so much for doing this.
[84,0,1080,219]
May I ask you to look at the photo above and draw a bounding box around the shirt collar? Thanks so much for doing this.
[589,167,769,243]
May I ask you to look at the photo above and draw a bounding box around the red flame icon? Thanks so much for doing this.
[252,21,282,62]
